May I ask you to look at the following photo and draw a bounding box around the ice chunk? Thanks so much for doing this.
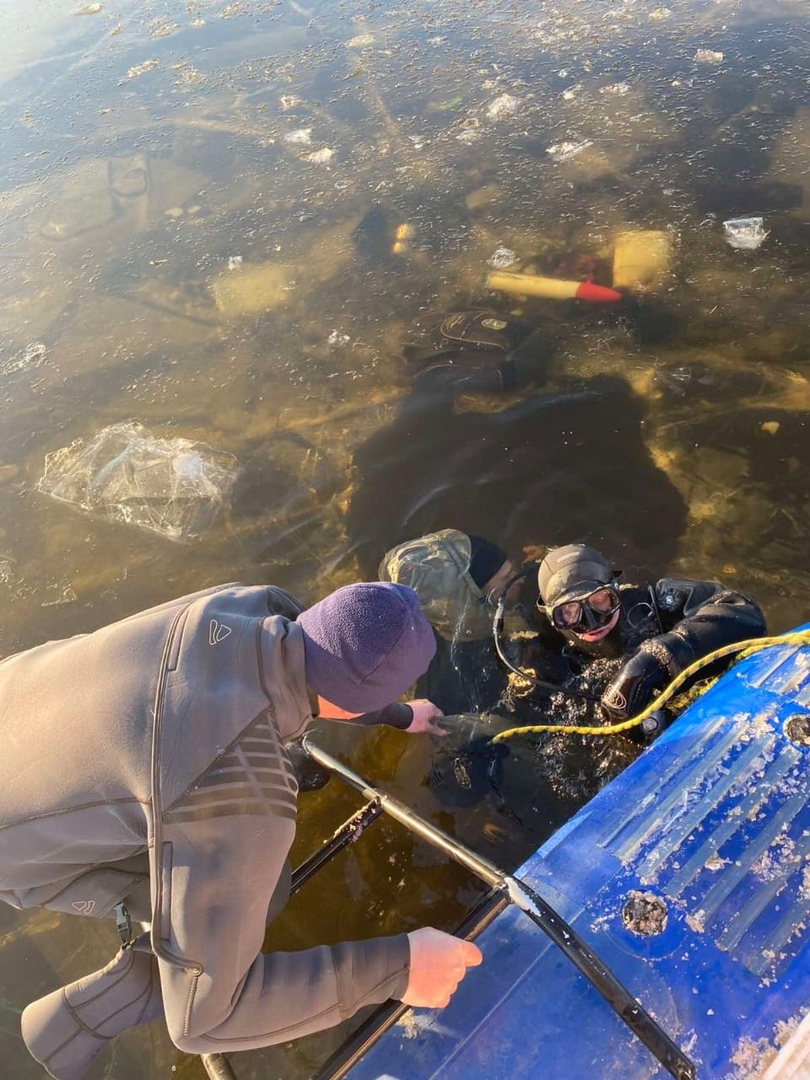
[284,128,312,145]
[547,139,592,163]
[37,421,239,542]
[487,94,520,120]
[695,49,724,64]
[723,216,768,250]
[487,246,518,269]
[305,147,335,164]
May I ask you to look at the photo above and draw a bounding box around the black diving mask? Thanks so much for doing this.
[541,585,621,633]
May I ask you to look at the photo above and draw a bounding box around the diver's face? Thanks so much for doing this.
[547,584,622,644]
[573,605,621,643]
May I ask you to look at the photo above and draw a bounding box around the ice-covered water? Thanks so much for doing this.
[1,0,809,1075]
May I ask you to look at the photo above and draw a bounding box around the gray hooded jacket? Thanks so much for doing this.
[0,584,408,1052]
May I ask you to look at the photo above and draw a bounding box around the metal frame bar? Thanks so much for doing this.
[303,738,696,1080]
[314,889,508,1080]
[203,739,696,1080]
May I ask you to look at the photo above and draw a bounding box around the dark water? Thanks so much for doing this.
[1,0,809,1075]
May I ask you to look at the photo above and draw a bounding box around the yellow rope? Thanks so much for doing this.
[490,629,810,743]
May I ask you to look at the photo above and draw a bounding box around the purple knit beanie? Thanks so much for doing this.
[297,582,437,712]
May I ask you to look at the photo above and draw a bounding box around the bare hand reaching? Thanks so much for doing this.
[402,927,483,1008]
[404,699,448,736]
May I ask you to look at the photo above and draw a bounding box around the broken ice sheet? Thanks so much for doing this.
[37,421,240,542]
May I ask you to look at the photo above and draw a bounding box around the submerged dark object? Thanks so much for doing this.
[429,715,510,808]
[352,205,405,263]
[403,309,548,393]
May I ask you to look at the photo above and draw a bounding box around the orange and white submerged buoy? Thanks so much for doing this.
[484,270,622,303]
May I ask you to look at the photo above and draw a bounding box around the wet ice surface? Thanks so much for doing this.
[1,0,810,1075]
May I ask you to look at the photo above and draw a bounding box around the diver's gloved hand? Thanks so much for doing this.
[405,699,448,736]
[601,648,669,722]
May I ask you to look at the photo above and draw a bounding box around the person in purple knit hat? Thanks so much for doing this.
[0,580,481,1079]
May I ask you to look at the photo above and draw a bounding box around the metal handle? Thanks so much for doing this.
[201,1053,239,1080]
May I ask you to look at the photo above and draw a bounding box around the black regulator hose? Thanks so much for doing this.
[492,564,600,704]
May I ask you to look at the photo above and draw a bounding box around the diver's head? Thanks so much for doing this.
[537,544,622,649]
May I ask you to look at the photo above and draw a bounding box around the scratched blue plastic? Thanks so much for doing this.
[346,629,810,1079]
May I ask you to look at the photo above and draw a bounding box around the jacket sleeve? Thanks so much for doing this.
[153,808,410,1054]
[640,579,767,676]
[349,702,414,729]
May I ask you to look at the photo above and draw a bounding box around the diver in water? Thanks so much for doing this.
[381,532,767,745]
[524,543,768,736]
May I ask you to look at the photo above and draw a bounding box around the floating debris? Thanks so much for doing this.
[125,59,159,80]
[456,120,481,145]
[547,139,593,163]
[487,94,521,120]
[723,216,768,250]
[1,342,49,377]
[487,246,518,269]
[108,154,148,199]
[695,49,724,64]
[151,19,180,39]
[621,890,668,936]
[305,147,335,164]
[613,229,675,293]
[284,127,313,145]
[211,261,292,317]
[392,222,415,256]
[41,585,78,608]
